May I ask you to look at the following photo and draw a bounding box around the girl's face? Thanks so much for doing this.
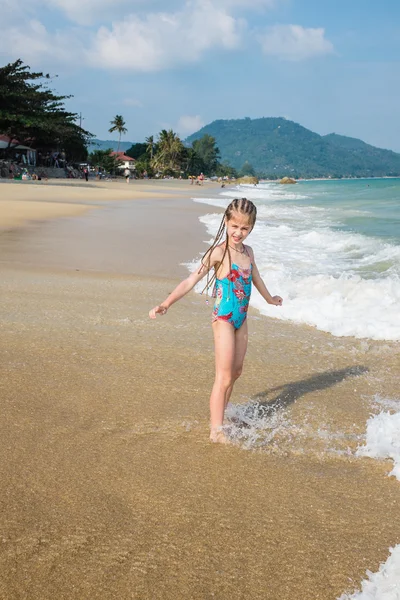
[225,213,253,246]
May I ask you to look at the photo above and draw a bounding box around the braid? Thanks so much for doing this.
[199,197,257,296]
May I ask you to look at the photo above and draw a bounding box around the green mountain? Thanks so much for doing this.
[186,118,400,178]
[87,138,135,153]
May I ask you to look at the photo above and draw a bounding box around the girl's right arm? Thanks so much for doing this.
[149,247,223,319]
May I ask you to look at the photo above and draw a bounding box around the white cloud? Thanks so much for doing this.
[122,98,143,107]
[39,0,135,24]
[177,115,205,135]
[45,0,275,22]
[259,24,334,61]
[0,1,327,74]
[0,19,83,66]
[87,1,242,71]
[0,0,145,27]
[2,0,26,20]
[0,1,242,72]
[218,0,275,7]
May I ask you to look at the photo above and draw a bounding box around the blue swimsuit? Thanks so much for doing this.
[212,255,253,330]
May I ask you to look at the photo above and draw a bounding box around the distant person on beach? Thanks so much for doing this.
[149,198,283,444]
[83,167,89,182]
[52,152,60,168]
[124,168,130,183]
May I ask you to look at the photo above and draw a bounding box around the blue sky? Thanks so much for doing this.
[1,0,400,151]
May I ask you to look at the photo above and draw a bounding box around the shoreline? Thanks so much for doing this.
[0,180,221,279]
[1,181,400,599]
[0,178,222,230]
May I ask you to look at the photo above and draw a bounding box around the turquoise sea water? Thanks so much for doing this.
[296,178,400,242]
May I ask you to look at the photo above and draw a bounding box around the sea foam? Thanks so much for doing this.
[356,403,400,481]
[338,546,400,599]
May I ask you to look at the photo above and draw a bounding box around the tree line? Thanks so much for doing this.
[124,130,237,178]
[0,59,90,162]
[90,119,239,179]
[1,59,243,179]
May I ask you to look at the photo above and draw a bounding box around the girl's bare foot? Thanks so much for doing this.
[210,428,230,444]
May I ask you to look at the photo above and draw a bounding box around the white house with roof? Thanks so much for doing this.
[111,151,135,172]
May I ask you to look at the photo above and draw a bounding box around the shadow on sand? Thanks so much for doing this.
[247,365,369,419]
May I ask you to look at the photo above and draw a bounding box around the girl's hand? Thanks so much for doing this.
[270,295,283,306]
[149,305,168,319]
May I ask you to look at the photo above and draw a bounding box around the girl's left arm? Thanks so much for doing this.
[249,248,283,306]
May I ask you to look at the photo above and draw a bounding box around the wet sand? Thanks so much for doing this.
[0,179,216,229]
[1,181,399,599]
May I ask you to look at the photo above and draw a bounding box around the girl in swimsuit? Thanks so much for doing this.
[149,198,283,443]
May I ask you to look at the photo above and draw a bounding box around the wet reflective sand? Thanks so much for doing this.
[0,182,399,599]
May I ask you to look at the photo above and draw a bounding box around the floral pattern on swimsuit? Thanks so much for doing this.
[212,262,253,330]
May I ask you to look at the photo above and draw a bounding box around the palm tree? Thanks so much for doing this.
[109,115,127,152]
[145,135,155,160]
[152,129,184,174]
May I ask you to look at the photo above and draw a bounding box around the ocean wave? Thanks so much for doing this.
[219,183,308,201]
[356,405,400,481]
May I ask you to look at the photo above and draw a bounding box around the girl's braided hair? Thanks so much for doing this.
[200,197,257,295]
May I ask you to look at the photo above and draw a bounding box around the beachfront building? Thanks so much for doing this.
[0,135,37,166]
[111,151,136,173]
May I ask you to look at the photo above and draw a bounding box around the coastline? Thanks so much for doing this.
[0,179,222,278]
[0,179,221,231]
[1,181,400,599]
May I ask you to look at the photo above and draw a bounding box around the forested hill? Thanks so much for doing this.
[186,118,400,178]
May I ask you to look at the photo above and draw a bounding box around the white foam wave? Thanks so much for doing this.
[202,182,309,202]
[356,407,400,481]
[223,399,362,456]
[338,546,400,599]
[373,396,400,412]
[223,400,298,451]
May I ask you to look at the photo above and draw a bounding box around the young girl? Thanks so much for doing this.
[149,198,283,443]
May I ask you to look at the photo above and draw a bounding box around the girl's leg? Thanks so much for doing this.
[210,321,236,436]
[224,319,248,409]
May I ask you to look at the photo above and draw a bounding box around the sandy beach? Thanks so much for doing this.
[0,179,211,229]
[1,179,400,599]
